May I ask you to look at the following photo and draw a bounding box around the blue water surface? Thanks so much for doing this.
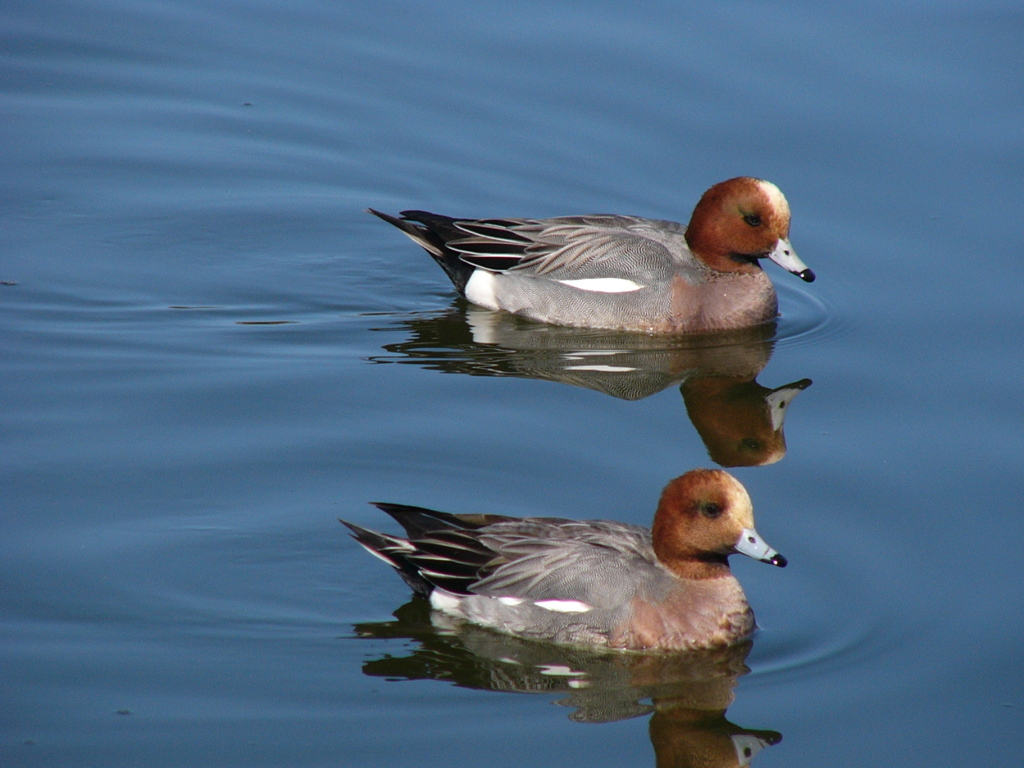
[3,1,1023,766]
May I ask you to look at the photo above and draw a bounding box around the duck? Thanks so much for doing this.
[341,469,787,652]
[369,177,814,334]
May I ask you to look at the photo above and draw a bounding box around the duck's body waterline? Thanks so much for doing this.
[370,177,815,334]
[342,470,786,652]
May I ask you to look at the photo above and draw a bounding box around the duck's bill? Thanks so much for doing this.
[767,238,815,283]
[735,528,788,567]
[765,378,813,432]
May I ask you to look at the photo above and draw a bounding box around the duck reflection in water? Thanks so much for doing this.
[370,305,811,466]
[353,600,781,767]
[342,470,785,765]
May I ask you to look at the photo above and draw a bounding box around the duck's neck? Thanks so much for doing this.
[661,554,733,581]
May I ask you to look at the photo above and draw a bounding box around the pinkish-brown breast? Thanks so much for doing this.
[668,273,778,333]
[610,577,755,651]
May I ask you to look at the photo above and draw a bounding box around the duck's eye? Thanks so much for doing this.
[699,502,723,519]
[743,213,762,227]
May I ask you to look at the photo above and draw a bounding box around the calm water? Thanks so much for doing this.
[3,1,1022,765]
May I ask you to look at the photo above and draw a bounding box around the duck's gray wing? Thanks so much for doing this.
[469,519,661,609]
[450,216,693,284]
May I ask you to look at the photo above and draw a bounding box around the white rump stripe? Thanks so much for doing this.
[556,278,644,293]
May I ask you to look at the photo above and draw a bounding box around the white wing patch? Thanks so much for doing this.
[564,365,636,373]
[534,599,593,613]
[556,278,644,293]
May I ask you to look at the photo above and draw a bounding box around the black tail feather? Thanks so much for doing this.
[367,209,476,294]
[370,502,514,539]
[339,519,433,597]
[342,504,516,597]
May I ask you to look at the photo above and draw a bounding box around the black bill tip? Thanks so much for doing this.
[768,553,788,568]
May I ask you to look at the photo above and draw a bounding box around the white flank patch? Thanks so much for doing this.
[537,665,585,677]
[568,679,591,689]
[556,278,643,293]
[497,596,525,606]
[564,365,636,373]
[429,589,462,612]
[464,269,500,309]
[534,599,593,613]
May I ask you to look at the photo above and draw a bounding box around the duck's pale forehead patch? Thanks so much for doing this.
[719,476,754,524]
[756,179,790,218]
